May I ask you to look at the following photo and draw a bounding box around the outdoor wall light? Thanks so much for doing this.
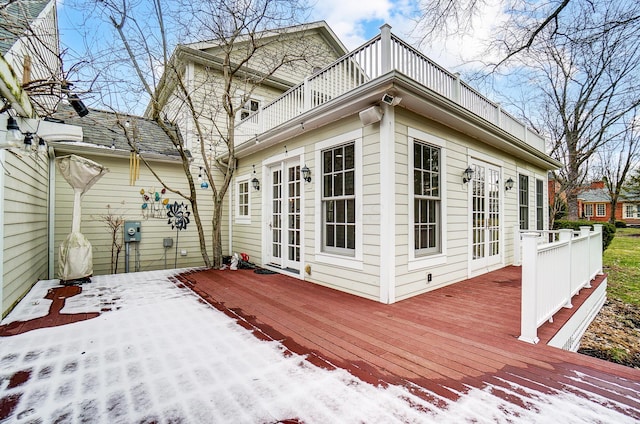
[505,177,515,191]
[462,166,474,184]
[301,164,311,183]
[252,164,260,190]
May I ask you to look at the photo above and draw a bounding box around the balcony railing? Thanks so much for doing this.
[235,25,546,151]
[517,225,604,344]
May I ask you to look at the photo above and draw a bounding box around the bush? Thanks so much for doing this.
[615,220,627,228]
[553,220,616,251]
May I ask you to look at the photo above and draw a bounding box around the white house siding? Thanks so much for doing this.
[203,29,344,87]
[392,110,547,301]
[2,152,49,316]
[53,154,215,277]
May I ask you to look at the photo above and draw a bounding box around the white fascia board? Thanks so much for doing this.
[16,117,83,142]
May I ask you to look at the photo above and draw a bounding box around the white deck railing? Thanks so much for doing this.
[518,225,604,344]
[235,25,546,151]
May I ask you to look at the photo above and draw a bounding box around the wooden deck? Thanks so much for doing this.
[178,266,640,418]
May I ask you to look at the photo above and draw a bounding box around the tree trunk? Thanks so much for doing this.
[211,198,224,269]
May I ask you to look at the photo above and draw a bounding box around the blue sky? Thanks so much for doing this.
[55,0,507,112]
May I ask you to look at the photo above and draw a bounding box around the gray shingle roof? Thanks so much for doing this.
[0,0,50,55]
[51,104,188,159]
[578,187,640,203]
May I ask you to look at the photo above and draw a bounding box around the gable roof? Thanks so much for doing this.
[51,104,188,161]
[0,0,50,56]
[185,21,348,58]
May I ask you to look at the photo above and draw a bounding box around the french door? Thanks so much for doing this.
[266,160,302,272]
[470,160,502,271]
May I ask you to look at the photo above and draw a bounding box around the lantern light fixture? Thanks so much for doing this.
[301,164,311,183]
[505,177,515,191]
[251,164,260,191]
[462,166,474,184]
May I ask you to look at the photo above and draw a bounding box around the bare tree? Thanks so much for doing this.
[412,0,639,68]
[498,1,640,219]
[74,0,324,268]
[593,116,640,223]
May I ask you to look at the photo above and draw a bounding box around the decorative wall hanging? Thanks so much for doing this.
[139,187,170,219]
[167,201,190,267]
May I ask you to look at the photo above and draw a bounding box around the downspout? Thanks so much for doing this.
[48,146,56,279]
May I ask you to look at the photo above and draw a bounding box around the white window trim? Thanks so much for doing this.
[623,204,636,219]
[584,204,594,217]
[408,128,447,270]
[235,174,251,224]
[596,203,606,217]
[314,129,363,270]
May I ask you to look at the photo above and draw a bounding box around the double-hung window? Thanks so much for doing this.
[519,174,529,230]
[322,142,355,255]
[584,204,594,218]
[413,141,441,255]
[596,203,606,217]
[235,177,250,224]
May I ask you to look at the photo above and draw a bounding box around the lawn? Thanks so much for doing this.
[603,227,640,305]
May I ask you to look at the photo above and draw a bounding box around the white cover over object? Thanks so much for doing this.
[57,155,108,281]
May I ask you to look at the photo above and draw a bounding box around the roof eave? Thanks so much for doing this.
[235,72,562,171]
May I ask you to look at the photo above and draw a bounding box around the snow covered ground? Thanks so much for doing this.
[1,269,637,423]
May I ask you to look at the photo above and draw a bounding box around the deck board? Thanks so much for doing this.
[179,266,640,418]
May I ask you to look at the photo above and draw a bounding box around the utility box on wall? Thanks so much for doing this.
[124,221,141,243]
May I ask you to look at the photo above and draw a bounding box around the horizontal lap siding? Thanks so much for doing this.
[393,112,529,301]
[2,153,49,316]
[54,155,216,276]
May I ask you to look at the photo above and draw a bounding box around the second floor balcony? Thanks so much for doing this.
[235,24,546,153]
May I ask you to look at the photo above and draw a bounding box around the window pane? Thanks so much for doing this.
[347,225,355,249]
[324,151,332,173]
[334,148,343,171]
[414,170,422,195]
[345,144,355,169]
[336,200,345,223]
[326,224,334,246]
[334,173,343,196]
[414,143,422,169]
[336,225,345,248]
[347,199,355,223]
[324,175,332,197]
[345,171,355,195]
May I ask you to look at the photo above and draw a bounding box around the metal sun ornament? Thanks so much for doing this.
[167,201,190,268]
[167,201,190,231]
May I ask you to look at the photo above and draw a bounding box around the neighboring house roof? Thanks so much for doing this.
[578,187,640,203]
[0,0,49,55]
[578,188,610,203]
[51,104,188,161]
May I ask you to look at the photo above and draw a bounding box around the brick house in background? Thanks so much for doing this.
[577,181,640,226]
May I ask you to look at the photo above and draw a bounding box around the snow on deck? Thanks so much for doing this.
[0,270,637,423]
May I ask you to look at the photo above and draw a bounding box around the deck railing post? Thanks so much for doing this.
[513,224,521,266]
[580,226,592,288]
[303,76,311,112]
[380,24,392,74]
[453,72,461,103]
[593,223,604,277]
[519,233,540,344]
[559,229,574,308]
